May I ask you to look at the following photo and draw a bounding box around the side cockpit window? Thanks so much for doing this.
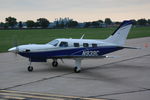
[59,41,68,47]
[48,40,59,46]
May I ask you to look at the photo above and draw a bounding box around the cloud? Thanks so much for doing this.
[0,0,150,22]
[1,0,150,11]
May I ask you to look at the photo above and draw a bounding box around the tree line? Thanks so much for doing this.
[0,16,150,29]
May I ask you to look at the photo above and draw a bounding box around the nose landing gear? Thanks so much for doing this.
[28,66,33,72]
[27,58,33,72]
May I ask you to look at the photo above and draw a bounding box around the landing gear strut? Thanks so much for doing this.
[74,59,82,73]
[52,59,58,67]
[28,58,33,72]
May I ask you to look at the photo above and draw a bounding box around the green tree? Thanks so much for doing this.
[104,18,112,25]
[18,21,23,28]
[34,22,39,27]
[0,22,5,28]
[26,20,35,28]
[37,18,49,28]
[60,21,65,28]
[91,21,99,27]
[84,22,91,28]
[115,21,121,25]
[137,18,147,26]
[130,19,137,25]
[67,20,78,28]
[147,19,150,25]
[5,16,17,28]
[4,23,9,29]
[97,20,103,23]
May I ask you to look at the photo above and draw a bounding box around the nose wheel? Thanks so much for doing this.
[28,58,33,72]
[28,66,33,72]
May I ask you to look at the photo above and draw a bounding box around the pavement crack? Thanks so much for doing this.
[88,88,150,98]
[83,54,150,71]
[2,72,73,90]
[64,76,102,81]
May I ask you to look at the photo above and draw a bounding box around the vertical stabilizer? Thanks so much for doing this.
[104,20,133,46]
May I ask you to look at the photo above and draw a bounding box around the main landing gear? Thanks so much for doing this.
[52,59,58,67]
[74,59,82,73]
[51,58,82,73]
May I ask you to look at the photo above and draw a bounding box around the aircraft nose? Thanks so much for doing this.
[8,47,17,52]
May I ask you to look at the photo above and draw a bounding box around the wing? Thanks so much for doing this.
[51,55,118,59]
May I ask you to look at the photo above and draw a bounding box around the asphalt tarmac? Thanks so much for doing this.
[0,37,150,100]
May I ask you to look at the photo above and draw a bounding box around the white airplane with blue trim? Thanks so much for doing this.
[8,20,135,73]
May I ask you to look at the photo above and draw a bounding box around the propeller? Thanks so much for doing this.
[14,39,19,55]
[8,39,20,56]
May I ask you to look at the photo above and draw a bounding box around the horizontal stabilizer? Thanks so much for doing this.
[122,46,141,49]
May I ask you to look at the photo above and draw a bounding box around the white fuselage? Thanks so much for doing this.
[8,38,116,53]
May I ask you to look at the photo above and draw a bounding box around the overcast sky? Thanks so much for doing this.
[0,0,150,22]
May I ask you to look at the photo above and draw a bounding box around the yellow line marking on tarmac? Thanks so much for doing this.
[1,90,78,99]
[0,93,63,100]
[4,96,25,100]
[83,98,105,100]
[0,90,105,100]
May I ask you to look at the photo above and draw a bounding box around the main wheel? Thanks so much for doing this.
[52,61,58,67]
[74,67,81,73]
[28,66,33,72]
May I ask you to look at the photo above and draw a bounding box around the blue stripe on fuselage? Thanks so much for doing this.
[19,46,123,59]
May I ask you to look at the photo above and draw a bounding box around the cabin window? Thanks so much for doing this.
[83,43,89,47]
[74,43,79,47]
[92,44,97,48]
[48,40,59,46]
[59,42,68,47]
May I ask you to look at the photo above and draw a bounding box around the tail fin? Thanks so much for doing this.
[104,20,133,46]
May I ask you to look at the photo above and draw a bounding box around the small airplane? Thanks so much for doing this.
[8,20,135,73]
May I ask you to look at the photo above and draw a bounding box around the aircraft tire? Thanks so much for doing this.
[52,61,58,67]
[74,67,81,73]
[28,66,33,72]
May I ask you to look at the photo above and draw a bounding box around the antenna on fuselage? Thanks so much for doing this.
[80,34,85,39]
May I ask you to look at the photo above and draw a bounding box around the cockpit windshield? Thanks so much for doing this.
[48,40,59,46]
